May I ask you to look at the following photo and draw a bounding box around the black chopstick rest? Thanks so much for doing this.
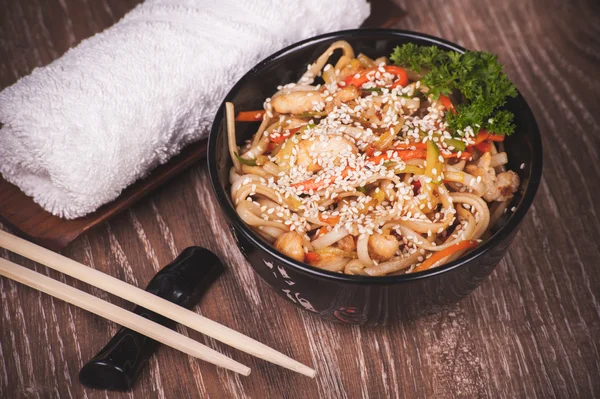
[79,247,224,391]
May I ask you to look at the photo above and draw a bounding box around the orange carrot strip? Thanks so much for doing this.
[291,167,352,191]
[314,226,331,238]
[235,110,265,122]
[270,126,301,143]
[318,214,340,226]
[413,240,479,273]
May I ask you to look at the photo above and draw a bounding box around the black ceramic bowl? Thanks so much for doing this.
[208,29,542,325]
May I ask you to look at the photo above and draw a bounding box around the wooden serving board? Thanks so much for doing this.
[0,0,404,252]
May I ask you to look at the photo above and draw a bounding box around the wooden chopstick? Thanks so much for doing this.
[0,257,251,376]
[0,230,316,378]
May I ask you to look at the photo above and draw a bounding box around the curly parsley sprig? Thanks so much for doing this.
[390,43,518,136]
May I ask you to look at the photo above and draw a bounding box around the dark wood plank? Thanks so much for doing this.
[1,0,599,398]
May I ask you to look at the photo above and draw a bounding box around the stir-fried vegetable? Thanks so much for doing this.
[319,214,341,225]
[444,138,466,152]
[235,110,265,122]
[413,240,479,272]
[424,141,443,184]
[270,123,315,144]
[367,150,427,164]
[234,152,257,166]
[344,65,409,89]
[439,94,455,113]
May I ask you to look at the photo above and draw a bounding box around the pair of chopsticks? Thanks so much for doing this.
[0,230,315,378]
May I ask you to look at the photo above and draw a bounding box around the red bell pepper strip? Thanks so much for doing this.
[344,66,409,89]
[474,141,493,153]
[367,149,427,164]
[474,130,505,144]
[386,66,409,88]
[304,252,320,263]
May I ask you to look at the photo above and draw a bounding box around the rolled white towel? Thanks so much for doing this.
[0,0,369,219]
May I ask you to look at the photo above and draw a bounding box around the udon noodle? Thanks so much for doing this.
[227,41,520,276]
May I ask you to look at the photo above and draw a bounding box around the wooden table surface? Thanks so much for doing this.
[1,0,599,398]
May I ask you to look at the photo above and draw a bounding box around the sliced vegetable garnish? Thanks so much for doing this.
[270,127,300,143]
[344,65,409,89]
[234,152,257,166]
[318,214,341,225]
[424,141,443,184]
[413,240,479,272]
[235,110,265,122]
[441,151,473,160]
[304,252,320,263]
[444,138,466,152]
[439,94,455,113]
[368,150,427,164]
[291,166,352,191]
[474,130,505,144]
[393,164,425,175]
[474,141,493,153]
[270,123,316,144]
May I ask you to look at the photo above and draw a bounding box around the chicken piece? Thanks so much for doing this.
[271,91,324,115]
[272,84,359,115]
[465,164,497,201]
[368,234,399,262]
[493,171,520,201]
[308,253,351,272]
[465,153,520,202]
[274,232,305,262]
[336,235,356,252]
[295,135,357,172]
[466,152,498,201]
[338,59,364,80]
[324,85,360,113]
[335,85,359,103]
[344,259,367,275]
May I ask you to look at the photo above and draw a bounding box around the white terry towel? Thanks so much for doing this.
[0,0,370,219]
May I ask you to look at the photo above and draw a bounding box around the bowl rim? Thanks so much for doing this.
[208,28,543,285]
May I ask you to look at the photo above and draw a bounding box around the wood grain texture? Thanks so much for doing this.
[1,0,599,398]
